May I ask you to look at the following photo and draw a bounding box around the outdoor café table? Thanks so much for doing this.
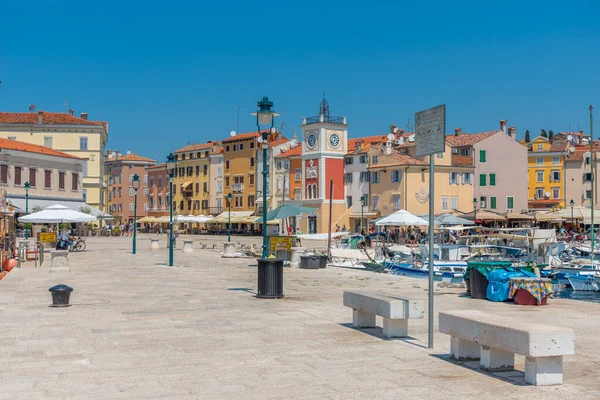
[508,277,553,306]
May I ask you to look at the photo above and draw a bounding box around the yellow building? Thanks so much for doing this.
[367,140,475,216]
[172,142,213,215]
[527,136,568,209]
[0,110,108,211]
[221,132,260,212]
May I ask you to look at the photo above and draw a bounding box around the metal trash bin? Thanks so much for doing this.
[300,255,320,269]
[49,284,73,307]
[257,258,284,299]
[316,254,328,269]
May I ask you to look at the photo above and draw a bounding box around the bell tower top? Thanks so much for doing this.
[319,93,330,117]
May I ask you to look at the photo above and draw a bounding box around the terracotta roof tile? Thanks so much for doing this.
[548,141,568,152]
[147,163,166,170]
[221,131,263,143]
[275,145,302,158]
[347,135,387,154]
[174,142,214,153]
[445,131,498,147]
[106,153,156,163]
[0,138,82,159]
[269,138,289,148]
[566,144,599,161]
[0,111,107,130]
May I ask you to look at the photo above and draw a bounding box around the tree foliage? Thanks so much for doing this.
[541,129,548,138]
[525,130,531,143]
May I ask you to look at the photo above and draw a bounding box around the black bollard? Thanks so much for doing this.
[49,284,73,307]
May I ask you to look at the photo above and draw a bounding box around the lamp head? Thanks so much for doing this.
[473,197,477,205]
[226,192,232,200]
[570,199,574,207]
[24,181,31,190]
[132,174,141,190]
[251,96,279,126]
[166,153,177,176]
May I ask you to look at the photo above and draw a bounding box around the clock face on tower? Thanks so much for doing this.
[329,133,340,148]
[307,133,317,149]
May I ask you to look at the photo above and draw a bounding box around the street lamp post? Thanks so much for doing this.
[132,174,140,254]
[360,194,366,234]
[570,199,575,242]
[226,192,232,242]
[473,197,477,225]
[590,105,595,255]
[166,153,177,267]
[24,181,31,239]
[252,97,279,258]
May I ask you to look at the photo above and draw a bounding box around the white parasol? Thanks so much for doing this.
[18,204,96,223]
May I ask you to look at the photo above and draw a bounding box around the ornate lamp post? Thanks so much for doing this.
[252,97,279,258]
[24,181,31,239]
[132,174,140,254]
[226,192,233,242]
[473,197,477,225]
[570,199,575,241]
[360,194,366,234]
[166,153,177,266]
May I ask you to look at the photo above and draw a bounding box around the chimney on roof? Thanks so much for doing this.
[508,126,516,140]
[384,139,393,155]
[356,139,364,154]
[500,119,507,134]
[37,110,43,124]
[80,112,88,120]
[454,128,462,136]
[580,130,585,135]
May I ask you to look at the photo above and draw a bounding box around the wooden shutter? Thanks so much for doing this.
[479,174,486,187]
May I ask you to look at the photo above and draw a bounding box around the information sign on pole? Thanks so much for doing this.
[415,104,446,157]
[415,104,446,350]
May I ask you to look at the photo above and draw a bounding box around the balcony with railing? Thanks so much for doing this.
[232,183,244,192]
[302,115,347,125]
[451,154,474,166]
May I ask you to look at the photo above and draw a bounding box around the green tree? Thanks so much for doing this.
[549,130,554,141]
[541,129,548,138]
[525,130,531,143]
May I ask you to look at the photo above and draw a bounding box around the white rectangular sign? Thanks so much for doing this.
[415,104,446,157]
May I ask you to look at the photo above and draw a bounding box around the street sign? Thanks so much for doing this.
[415,104,446,157]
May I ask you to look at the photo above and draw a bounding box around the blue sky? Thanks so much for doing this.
[1,0,599,161]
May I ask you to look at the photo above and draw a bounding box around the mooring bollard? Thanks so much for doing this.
[223,242,236,257]
[49,284,73,307]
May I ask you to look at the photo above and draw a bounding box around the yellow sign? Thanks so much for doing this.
[269,236,293,252]
[39,232,57,243]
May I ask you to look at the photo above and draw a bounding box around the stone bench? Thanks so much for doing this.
[343,291,424,338]
[439,310,575,386]
[150,239,160,250]
[49,250,69,273]
[182,240,194,253]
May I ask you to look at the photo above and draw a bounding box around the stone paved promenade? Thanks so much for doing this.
[1,234,599,399]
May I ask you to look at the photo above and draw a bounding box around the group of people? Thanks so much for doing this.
[105,222,135,237]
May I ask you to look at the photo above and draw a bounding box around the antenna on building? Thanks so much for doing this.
[126,149,132,155]
[64,101,69,113]
[28,104,36,112]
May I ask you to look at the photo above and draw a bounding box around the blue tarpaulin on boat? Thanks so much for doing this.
[486,268,537,302]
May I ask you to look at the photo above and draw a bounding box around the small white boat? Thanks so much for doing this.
[568,275,600,291]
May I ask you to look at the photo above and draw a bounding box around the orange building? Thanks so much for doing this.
[275,145,303,201]
[221,132,260,212]
[146,163,169,218]
[105,151,156,222]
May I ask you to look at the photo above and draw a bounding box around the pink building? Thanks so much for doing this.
[146,163,170,218]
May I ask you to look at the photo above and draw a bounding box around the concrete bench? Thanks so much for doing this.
[343,291,424,338]
[182,240,193,253]
[439,310,575,386]
[150,239,160,250]
[49,250,69,272]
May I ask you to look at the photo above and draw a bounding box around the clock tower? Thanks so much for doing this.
[297,96,350,234]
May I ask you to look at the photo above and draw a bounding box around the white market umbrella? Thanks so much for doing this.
[18,204,96,223]
[375,209,428,226]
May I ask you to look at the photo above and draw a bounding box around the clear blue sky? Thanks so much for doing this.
[1,0,599,161]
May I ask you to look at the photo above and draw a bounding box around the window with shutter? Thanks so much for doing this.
[480,150,486,163]
[45,170,52,188]
[490,197,497,209]
[29,169,37,187]
[479,174,486,186]
[0,165,7,184]
[507,196,514,210]
[72,173,78,190]
[14,166,21,185]
[489,173,496,186]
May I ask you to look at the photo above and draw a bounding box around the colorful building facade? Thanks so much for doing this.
[172,143,213,215]
[527,136,568,209]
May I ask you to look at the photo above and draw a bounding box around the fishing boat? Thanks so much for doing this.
[568,274,600,291]
[544,258,600,286]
